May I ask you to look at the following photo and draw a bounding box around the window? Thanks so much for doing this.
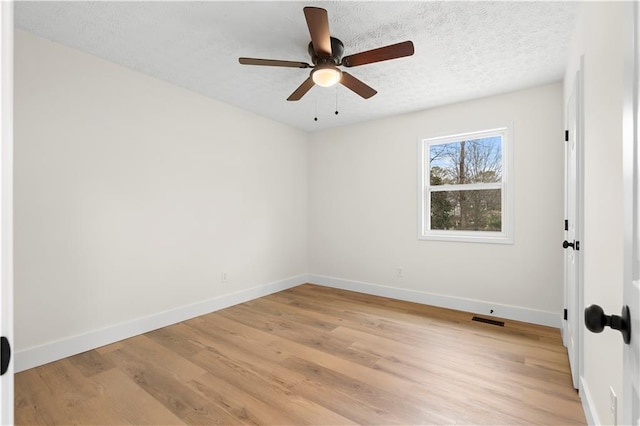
[419,127,513,244]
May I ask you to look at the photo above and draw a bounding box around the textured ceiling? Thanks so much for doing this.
[15,1,580,132]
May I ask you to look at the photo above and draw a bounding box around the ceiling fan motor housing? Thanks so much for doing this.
[308,37,344,65]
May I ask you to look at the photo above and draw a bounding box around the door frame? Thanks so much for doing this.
[621,1,640,423]
[576,56,586,392]
[0,1,14,424]
[563,57,585,391]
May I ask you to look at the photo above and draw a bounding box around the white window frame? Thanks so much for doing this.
[418,126,514,244]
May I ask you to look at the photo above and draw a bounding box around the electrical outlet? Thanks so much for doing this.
[610,386,617,425]
[395,267,403,278]
[221,272,228,283]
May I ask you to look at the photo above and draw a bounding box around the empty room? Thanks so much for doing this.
[0,1,638,425]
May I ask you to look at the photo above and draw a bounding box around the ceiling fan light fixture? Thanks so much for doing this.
[311,65,342,87]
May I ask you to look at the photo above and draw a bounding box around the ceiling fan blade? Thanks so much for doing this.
[304,7,332,57]
[287,77,315,101]
[340,72,377,99]
[239,57,311,68]
[342,41,415,67]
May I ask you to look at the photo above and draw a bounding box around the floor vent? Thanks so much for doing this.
[471,316,505,327]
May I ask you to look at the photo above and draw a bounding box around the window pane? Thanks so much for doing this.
[430,189,501,231]
[429,137,502,185]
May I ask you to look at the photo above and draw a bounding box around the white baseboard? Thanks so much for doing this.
[16,273,562,372]
[14,274,308,373]
[579,376,600,425]
[308,274,561,328]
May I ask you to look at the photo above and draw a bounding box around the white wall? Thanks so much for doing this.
[14,27,570,374]
[564,2,628,424]
[13,30,308,365]
[308,83,564,325]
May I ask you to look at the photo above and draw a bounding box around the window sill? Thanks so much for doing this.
[419,231,513,245]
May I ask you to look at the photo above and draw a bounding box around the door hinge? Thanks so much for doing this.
[564,219,568,231]
[564,309,568,321]
[565,130,569,141]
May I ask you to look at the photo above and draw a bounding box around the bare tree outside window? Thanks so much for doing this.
[428,136,503,232]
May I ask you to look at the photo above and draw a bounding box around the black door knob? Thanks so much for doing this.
[0,336,10,375]
[563,240,575,249]
[584,304,631,344]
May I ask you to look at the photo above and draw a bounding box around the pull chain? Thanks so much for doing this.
[314,98,318,121]
[335,86,339,115]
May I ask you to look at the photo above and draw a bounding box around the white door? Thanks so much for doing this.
[623,3,640,424]
[564,72,581,389]
[0,2,14,424]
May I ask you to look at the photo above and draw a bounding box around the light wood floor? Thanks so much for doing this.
[15,284,586,425]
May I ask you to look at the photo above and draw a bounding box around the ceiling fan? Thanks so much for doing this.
[238,7,415,101]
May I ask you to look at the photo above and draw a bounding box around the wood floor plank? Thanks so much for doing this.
[14,369,62,425]
[216,302,381,367]
[145,324,209,360]
[205,313,475,424]
[79,368,187,425]
[105,342,238,425]
[188,372,301,425]
[188,347,356,425]
[111,334,207,382]
[15,359,106,425]
[335,324,577,400]
[15,284,586,425]
[283,354,450,425]
[67,349,116,378]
